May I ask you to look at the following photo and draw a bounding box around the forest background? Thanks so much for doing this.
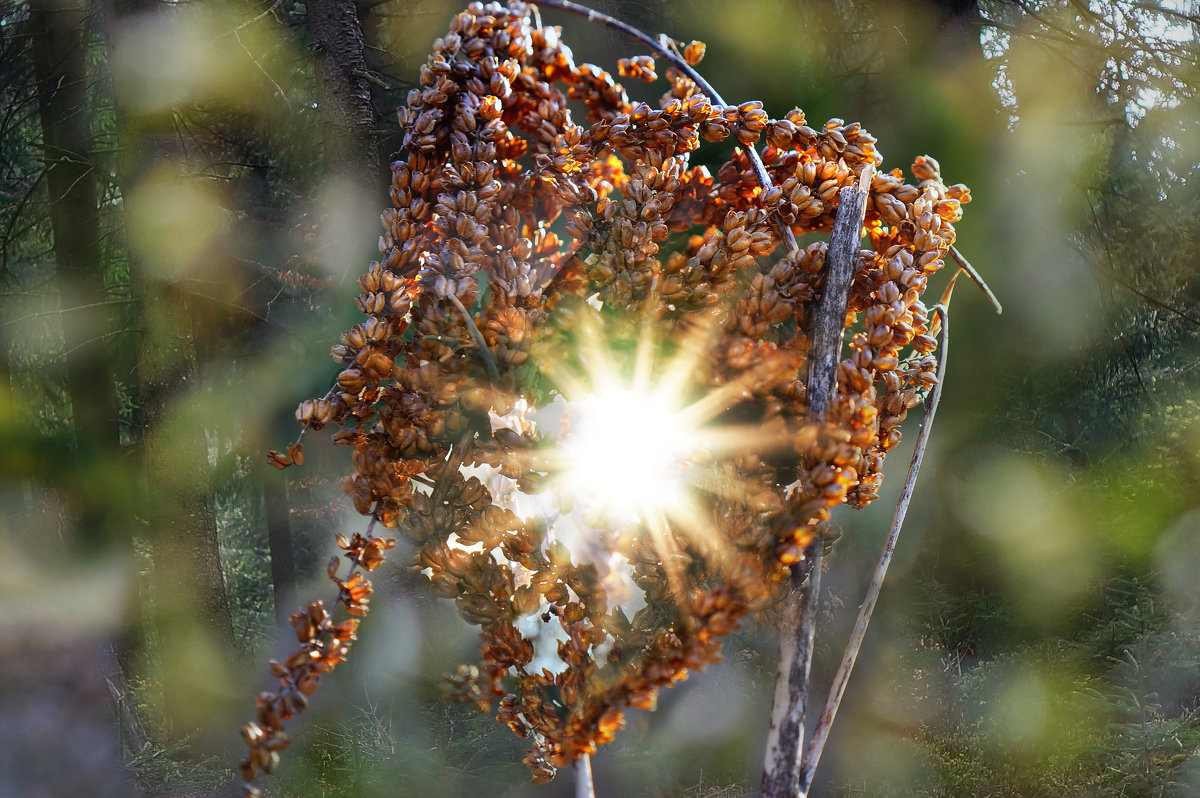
[3,0,1200,795]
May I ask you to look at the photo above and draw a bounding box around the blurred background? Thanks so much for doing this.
[2,0,1199,795]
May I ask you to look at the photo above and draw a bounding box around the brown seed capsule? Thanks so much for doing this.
[287,442,304,466]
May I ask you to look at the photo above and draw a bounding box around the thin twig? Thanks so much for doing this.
[0,298,137,328]
[761,168,871,798]
[575,752,596,798]
[531,0,798,256]
[947,246,1002,315]
[447,293,500,380]
[796,300,951,796]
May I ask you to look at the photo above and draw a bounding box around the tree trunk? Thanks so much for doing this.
[761,174,870,798]
[29,0,122,542]
[306,0,382,184]
[26,0,163,765]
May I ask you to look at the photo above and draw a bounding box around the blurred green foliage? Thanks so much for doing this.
[2,0,1200,795]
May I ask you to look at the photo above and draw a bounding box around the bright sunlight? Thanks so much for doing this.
[558,387,696,521]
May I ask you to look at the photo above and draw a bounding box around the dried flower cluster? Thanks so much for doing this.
[239,529,394,794]
[243,0,968,790]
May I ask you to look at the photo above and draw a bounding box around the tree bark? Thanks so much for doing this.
[306,0,382,183]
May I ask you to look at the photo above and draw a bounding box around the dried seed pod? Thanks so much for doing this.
[267,450,291,470]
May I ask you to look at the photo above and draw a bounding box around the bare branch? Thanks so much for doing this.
[761,166,872,798]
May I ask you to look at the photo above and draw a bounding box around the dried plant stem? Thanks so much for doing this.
[805,166,873,423]
[948,246,1002,315]
[762,546,823,797]
[761,169,871,798]
[574,753,596,798]
[796,301,950,796]
[531,0,799,255]
[447,293,500,380]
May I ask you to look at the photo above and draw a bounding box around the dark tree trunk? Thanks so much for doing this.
[306,0,382,183]
[29,0,123,544]
[27,0,154,769]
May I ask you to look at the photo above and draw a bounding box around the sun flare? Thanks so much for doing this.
[558,387,697,521]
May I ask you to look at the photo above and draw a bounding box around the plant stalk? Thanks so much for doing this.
[575,753,596,798]
[761,168,872,798]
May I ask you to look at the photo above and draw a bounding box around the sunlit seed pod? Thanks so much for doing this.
[915,370,940,390]
[912,155,941,181]
[733,127,759,146]
[267,450,291,470]
[946,183,971,203]
[286,442,304,466]
[817,179,841,203]
[742,108,769,131]
[683,39,706,64]
[878,281,904,305]
[337,368,367,395]
[760,185,784,207]
[889,316,914,342]
[597,706,625,736]
[364,353,395,380]
[296,672,320,697]
[819,481,847,502]
[294,400,315,424]
[360,266,381,294]
[873,354,899,371]
[701,121,729,142]
[241,722,265,746]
